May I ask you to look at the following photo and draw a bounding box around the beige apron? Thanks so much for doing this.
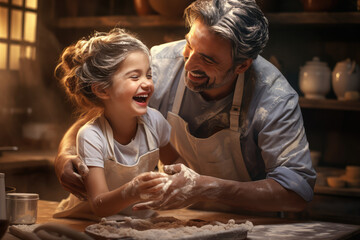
[167,72,251,211]
[53,116,159,221]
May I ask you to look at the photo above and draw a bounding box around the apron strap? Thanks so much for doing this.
[138,117,157,150]
[171,70,186,115]
[230,73,244,132]
[99,115,116,161]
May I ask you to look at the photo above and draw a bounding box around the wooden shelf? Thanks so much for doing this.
[56,15,186,29]
[299,98,360,111]
[55,12,360,29]
[315,185,360,197]
[266,12,360,25]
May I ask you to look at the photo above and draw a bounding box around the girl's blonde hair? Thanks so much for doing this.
[55,28,150,117]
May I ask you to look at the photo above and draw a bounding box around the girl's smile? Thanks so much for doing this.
[103,51,154,118]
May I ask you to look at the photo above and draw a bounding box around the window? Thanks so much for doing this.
[0,0,38,70]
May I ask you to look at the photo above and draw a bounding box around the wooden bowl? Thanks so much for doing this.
[301,0,338,12]
[327,176,346,188]
[148,0,194,18]
[133,0,156,16]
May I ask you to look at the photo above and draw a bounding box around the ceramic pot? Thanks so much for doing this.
[300,0,338,11]
[299,57,331,99]
[332,58,360,100]
[148,0,194,18]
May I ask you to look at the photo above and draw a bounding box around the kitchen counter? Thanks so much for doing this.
[0,150,56,171]
[2,200,360,239]
[0,151,69,201]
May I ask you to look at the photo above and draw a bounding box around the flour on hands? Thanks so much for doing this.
[133,164,201,210]
[122,172,168,202]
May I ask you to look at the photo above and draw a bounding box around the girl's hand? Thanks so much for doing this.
[133,164,201,210]
[124,172,168,202]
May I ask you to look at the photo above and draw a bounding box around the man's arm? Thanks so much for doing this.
[54,115,91,199]
[133,164,306,212]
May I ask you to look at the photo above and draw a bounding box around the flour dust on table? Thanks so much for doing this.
[85,216,253,240]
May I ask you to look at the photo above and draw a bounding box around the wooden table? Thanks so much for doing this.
[3,200,360,239]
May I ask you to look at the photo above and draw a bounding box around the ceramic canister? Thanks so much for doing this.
[332,58,360,100]
[299,57,331,99]
[6,193,39,225]
[0,173,9,239]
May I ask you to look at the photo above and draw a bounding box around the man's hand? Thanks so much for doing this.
[133,164,201,210]
[55,153,89,200]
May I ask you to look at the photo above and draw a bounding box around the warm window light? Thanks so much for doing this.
[0,0,37,71]
[12,0,22,6]
[25,46,35,60]
[10,9,22,40]
[0,43,7,69]
[24,12,37,43]
[0,7,8,38]
[9,44,20,70]
[26,0,37,10]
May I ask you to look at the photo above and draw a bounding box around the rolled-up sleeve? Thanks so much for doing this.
[258,92,316,201]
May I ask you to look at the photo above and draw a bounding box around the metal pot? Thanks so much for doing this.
[6,193,39,225]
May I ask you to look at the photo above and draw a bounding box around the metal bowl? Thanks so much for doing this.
[6,193,39,225]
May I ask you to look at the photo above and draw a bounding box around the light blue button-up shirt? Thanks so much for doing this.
[149,40,316,202]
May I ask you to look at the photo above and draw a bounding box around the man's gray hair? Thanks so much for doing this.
[184,0,269,64]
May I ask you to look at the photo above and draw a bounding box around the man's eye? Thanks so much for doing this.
[203,57,214,64]
[130,75,139,79]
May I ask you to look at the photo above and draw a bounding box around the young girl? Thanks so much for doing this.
[53,28,178,220]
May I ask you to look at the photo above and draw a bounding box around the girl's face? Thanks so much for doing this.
[104,51,153,118]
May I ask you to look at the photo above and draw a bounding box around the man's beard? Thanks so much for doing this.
[184,67,236,93]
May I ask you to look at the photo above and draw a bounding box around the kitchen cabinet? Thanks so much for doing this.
[54,12,360,28]
[52,11,360,166]
[52,15,187,50]
[51,11,360,164]
[49,8,360,223]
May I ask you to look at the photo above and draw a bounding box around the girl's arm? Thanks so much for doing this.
[83,167,167,217]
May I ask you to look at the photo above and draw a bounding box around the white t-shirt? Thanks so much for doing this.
[77,107,171,167]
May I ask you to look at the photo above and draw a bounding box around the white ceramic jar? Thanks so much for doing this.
[299,57,331,99]
[332,58,360,100]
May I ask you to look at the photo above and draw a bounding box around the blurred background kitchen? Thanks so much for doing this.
[0,0,359,224]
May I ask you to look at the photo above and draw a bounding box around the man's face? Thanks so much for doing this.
[182,20,238,99]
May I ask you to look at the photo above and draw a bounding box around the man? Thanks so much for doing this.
[55,0,316,213]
